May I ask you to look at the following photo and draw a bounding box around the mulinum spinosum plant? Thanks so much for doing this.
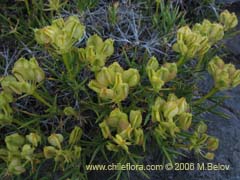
[0,7,239,179]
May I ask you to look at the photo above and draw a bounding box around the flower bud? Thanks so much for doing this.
[8,158,25,175]
[0,91,13,116]
[64,16,85,40]
[101,39,114,57]
[54,31,73,53]
[178,112,192,130]
[34,25,58,44]
[129,110,142,128]
[204,152,215,160]
[219,10,238,31]
[152,97,165,122]
[99,88,115,100]
[108,62,124,78]
[147,69,165,91]
[12,57,45,83]
[177,97,188,114]
[162,63,177,82]
[133,128,144,145]
[122,69,140,87]
[48,134,63,149]
[156,67,169,82]
[78,48,87,62]
[88,80,104,94]
[5,133,25,152]
[118,125,132,139]
[207,137,219,151]
[172,40,188,56]
[113,73,129,102]
[96,67,112,86]
[146,56,159,72]
[44,146,57,159]
[85,46,96,64]
[117,118,130,133]
[26,133,41,147]
[69,126,82,145]
[99,120,111,139]
[162,101,179,120]
[196,121,208,133]
[21,144,35,161]
[87,34,104,53]
[52,18,65,28]
[106,108,128,128]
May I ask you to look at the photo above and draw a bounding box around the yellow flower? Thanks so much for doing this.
[146,57,177,91]
[35,16,85,54]
[208,56,240,90]
[193,19,224,45]
[79,34,114,71]
[219,10,238,31]
[207,137,219,151]
[113,134,131,153]
[44,146,57,159]
[99,120,111,139]
[88,62,139,103]
[5,133,25,152]
[69,126,82,145]
[129,110,142,128]
[26,133,41,147]
[48,134,63,149]
[178,112,192,130]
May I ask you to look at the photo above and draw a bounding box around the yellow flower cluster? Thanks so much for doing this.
[208,56,240,90]
[173,26,210,59]
[146,56,177,92]
[0,133,41,175]
[35,16,85,54]
[88,62,140,103]
[78,34,114,71]
[99,108,144,153]
[1,57,45,95]
[189,122,219,160]
[152,94,191,139]
[44,127,82,167]
[173,10,238,61]
[219,10,238,31]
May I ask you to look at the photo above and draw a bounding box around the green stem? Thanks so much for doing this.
[194,87,218,105]
[62,52,74,80]
[177,55,186,67]
[12,119,36,132]
[155,1,160,14]
[195,56,204,71]
[32,92,52,108]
